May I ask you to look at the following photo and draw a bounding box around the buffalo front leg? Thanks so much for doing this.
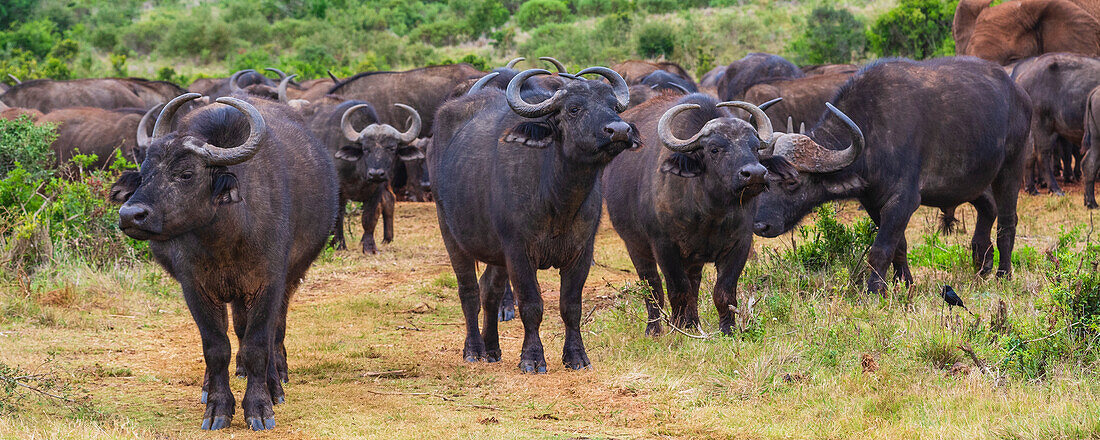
[381,185,395,244]
[239,281,285,431]
[865,195,919,296]
[891,234,913,286]
[361,193,382,254]
[714,238,751,335]
[559,245,595,370]
[505,250,546,373]
[182,288,234,430]
[480,265,510,362]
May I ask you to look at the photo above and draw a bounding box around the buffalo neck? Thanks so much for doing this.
[537,145,604,221]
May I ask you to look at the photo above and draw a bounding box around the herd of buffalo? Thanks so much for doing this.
[5,1,1100,430]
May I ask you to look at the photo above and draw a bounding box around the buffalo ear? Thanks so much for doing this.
[760,156,799,181]
[501,121,554,148]
[822,174,866,196]
[660,153,705,178]
[397,144,424,161]
[109,171,141,204]
[212,170,241,205]
[335,145,363,161]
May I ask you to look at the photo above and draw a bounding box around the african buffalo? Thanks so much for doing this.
[327,100,422,253]
[611,60,693,85]
[187,69,277,99]
[639,70,698,93]
[1083,85,1100,208]
[717,53,803,101]
[603,94,779,335]
[742,72,854,130]
[38,105,158,170]
[327,63,482,135]
[110,93,338,431]
[752,57,1031,295]
[1012,52,1100,195]
[0,77,186,113]
[431,67,638,372]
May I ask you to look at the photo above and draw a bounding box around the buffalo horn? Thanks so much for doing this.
[771,102,864,173]
[340,104,372,142]
[539,57,568,73]
[657,103,705,152]
[467,72,500,95]
[506,69,566,118]
[576,66,629,112]
[189,97,267,166]
[394,104,421,144]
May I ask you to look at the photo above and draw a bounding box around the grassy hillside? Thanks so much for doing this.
[0,0,964,86]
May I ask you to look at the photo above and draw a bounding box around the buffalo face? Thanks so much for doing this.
[112,94,264,241]
[503,68,639,163]
[751,103,866,238]
[337,104,422,183]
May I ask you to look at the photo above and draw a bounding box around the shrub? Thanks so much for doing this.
[786,5,867,65]
[462,0,510,37]
[636,21,675,58]
[411,20,473,46]
[786,204,876,271]
[575,0,633,16]
[515,0,572,30]
[0,19,61,59]
[0,116,56,177]
[867,0,956,59]
[0,0,37,30]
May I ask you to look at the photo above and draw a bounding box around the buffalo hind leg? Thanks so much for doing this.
[505,249,546,373]
[479,265,509,362]
[232,299,247,378]
[655,245,697,329]
[183,287,234,430]
[1084,148,1099,209]
[992,163,1022,278]
[714,238,751,335]
[497,284,515,322]
[969,192,997,276]
[624,242,664,336]
[331,196,348,250]
[559,244,594,370]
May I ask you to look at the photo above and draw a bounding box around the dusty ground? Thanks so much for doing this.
[1,183,1098,439]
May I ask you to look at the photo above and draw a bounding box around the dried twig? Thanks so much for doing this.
[957,343,993,377]
[366,389,498,410]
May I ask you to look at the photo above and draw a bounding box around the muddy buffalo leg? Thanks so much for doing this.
[865,194,919,296]
[969,191,997,276]
[480,265,509,362]
[714,238,751,335]
[184,287,234,430]
[625,243,664,336]
[655,244,696,329]
[506,249,546,373]
[240,281,282,431]
[559,243,593,370]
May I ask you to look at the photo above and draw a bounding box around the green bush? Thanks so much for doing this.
[636,21,675,58]
[0,20,61,59]
[786,204,876,271]
[786,6,867,65]
[515,0,572,30]
[0,116,56,177]
[0,0,37,30]
[411,20,472,46]
[867,0,956,59]
[576,0,633,16]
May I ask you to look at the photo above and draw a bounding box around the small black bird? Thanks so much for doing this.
[941,285,972,314]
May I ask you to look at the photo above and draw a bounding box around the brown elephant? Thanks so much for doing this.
[954,0,1100,65]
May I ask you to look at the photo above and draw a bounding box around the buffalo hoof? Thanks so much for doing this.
[331,238,347,250]
[382,236,393,244]
[562,350,590,370]
[463,346,487,363]
[1086,200,1098,209]
[362,243,378,254]
[485,349,502,363]
[498,303,515,322]
[273,395,285,405]
[199,390,208,404]
[201,415,231,430]
[1051,189,1066,196]
[246,417,276,431]
[644,322,662,337]
[518,359,547,374]
[235,367,247,378]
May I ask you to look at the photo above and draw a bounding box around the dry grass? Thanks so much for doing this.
[1,183,1098,439]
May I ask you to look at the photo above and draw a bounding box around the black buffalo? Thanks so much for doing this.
[430,67,638,372]
[603,93,778,335]
[717,53,803,101]
[111,93,338,431]
[752,57,1031,295]
[1084,85,1100,208]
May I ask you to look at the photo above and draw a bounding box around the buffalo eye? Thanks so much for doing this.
[782,179,799,191]
[180,170,194,180]
[569,106,581,114]
[710,148,719,154]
